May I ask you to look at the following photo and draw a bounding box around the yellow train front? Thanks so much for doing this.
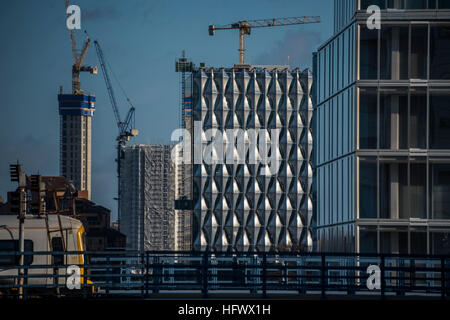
[0,215,94,296]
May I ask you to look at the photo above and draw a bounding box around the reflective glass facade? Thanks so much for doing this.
[314,0,450,254]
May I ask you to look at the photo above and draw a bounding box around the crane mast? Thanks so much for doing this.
[93,40,138,230]
[94,41,122,127]
[209,16,321,65]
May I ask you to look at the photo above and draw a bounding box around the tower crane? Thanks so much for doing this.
[64,0,97,93]
[93,40,138,230]
[209,16,321,65]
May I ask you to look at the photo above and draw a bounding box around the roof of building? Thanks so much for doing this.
[86,228,126,240]
[39,176,76,192]
[75,198,111,214]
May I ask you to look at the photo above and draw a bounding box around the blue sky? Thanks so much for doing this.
[0,0,333,221]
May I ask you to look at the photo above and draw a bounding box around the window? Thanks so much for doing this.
[431,232,450,254]
[410,162,427,219]
[411,26,428,79]
[430,26,450,79]
[0,240,33,266]
[361,0,386,10]
[0,240,15,265]
[406,0,428,9]
[439,0,450,9]
[387,0,404,9]
[360,27,378,79]
[430,90,450,149]
[380,27,391,80]
[359,88,377,149]
[359,227,377,253]
[359,159,377,218]
[363,87,429,150]
[387,0,438,9]
[379,162,408,219]
[380,26,409,80]
[380,230,408,254]
[366,24,448,80]
[410,230,428,254]
[364,158,428,220]
[379,88,408,149]
[431,164,450,219]
[409,88,427,149]
[51,237,64,265]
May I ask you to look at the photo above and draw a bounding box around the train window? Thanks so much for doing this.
[0,240,16,265]
[51,237,64,265]
[0,240,34,266]
[23,240,33,265]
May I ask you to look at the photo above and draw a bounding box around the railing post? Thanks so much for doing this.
[380,255,385,299]
[23,258,28,300]
[154,256,160,294]
[441,257,446,300]
[321,254,326,299]
[145,252,150,298]
[297,256,306,295]
[82,252,88,299]
[250,255,257,294]
[202,252,208,298]
[105,255,110,295]
[347,257,355,295]
[262,253,267,298]
[398,258,405,296]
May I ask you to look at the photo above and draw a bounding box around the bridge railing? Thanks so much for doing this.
[0,251,449,299]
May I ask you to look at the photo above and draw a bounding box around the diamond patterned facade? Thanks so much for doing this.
[191,66,313,252]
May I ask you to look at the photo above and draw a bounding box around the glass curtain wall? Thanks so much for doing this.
[360,0,450,10]
[359,87,450,151]
[358,225,450,254]
[358,157,445,220]
[359,24,450,81]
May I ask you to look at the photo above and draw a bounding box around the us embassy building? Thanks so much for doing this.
[183,65,314,252]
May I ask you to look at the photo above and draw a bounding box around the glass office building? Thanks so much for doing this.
[313,0,450,254]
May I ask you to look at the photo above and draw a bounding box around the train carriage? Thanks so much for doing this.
[0,215,88,293]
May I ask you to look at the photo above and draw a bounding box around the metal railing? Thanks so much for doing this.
[0,251,449,299]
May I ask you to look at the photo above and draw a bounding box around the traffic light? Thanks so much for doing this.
[9,163,26,187]
[9,190,20,214]
[9,164,20,182]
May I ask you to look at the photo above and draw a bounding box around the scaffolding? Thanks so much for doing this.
[175,51,194,251]
[119,145,175,252]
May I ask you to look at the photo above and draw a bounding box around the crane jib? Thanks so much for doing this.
[209,16,321,65]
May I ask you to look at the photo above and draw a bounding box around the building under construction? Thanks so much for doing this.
[58,93,95,200]
[174,52,194,251]
[58,4,98,200]
[119,144,175,251]
[172,17,319,252]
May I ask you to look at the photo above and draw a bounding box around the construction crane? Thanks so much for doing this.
[64,1,97,93]
[93,40,138,230]
[209,16,321,65]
